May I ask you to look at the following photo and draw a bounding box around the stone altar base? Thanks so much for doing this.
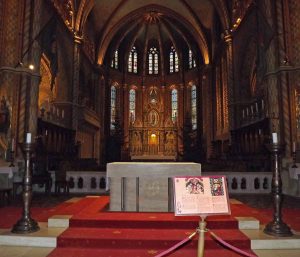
[107,162,201,212]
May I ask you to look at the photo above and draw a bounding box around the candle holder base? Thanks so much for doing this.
[11,217,40,234]
[264,221,293,237]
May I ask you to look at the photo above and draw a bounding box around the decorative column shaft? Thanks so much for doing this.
[224,30,234,134]
[72,34,82,130]
[275,0,292,156]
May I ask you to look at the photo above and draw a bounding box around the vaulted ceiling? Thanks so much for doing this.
[53,0,243,66]
[87,0,230,65]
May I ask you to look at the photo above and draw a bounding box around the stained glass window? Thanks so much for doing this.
[191,85,197,129]
[129,89,136,123]
[189,49,196,69]
[128,46,138,73]
[111,50,119,69]
[171,89,178,123]
[148,47,159,75]
[110,86,116,129]
[170,46,179,73]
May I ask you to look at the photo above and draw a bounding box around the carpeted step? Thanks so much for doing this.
[57,227,251,250]
[48,246,255,257]
[70,212,238,230]
[52,197,102,215]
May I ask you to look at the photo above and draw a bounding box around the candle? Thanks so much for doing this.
[293,141,296,152]
[26,133,31,143]
[262,99,264,110]
[272,132,278,144]
[251,105,254,114]
[11,138,15,151]
[242,109,245,118]
[255,102,258,112]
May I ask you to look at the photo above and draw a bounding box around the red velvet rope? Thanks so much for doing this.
[154,229,258,257]
[154,231,197,257]
[209,231,257,257]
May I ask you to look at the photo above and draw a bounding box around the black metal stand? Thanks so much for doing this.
[264,143,293,237]
[11,142,40,233]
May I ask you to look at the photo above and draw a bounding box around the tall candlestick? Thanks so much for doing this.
[272,133,278,144]
[26,133,31,143]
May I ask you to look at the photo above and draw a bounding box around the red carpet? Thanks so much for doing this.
[1,196,299,257]
[47,196,257,257]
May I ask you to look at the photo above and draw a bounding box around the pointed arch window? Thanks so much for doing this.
[148,47,159,75]
[189,49,196,69]
[171,89,178,123]
[129,89,136,123]
[169,46,179,73]
[111,50,119,69]
[191,84,197,129]
[128,46,138,74]
[110,86,117,129]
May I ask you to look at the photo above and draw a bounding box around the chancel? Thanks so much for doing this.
[0,0,300,257]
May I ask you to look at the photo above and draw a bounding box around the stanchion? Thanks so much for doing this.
[264,143,293,237]
[11,141,40,233]
[197,216,207,257]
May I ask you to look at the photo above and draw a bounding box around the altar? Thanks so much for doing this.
[107,162,201,212]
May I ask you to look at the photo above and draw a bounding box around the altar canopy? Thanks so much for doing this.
[107,162,201,212]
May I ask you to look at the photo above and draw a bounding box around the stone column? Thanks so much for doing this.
[72,34,82,130]
[27,0,43,139]
[224,30,235,137]
[274,0,292,156]
[202,66,213,159]
[0,0,25,150]
[261,0,280,139]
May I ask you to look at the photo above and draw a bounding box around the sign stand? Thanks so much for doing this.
[197,216,207,257]
[174,176,231,257]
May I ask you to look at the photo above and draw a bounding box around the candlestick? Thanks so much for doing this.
[264,144,293,236]
[11,142,39,233]
[11,138,15,151]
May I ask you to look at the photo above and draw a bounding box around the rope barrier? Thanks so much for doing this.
[154,231,197,257]
[209,230,257,257]
[154,227,258,257]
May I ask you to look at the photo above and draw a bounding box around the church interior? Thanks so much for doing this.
[1,0,300,256]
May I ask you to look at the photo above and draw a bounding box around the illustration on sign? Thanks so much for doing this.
[174,176,230,216]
